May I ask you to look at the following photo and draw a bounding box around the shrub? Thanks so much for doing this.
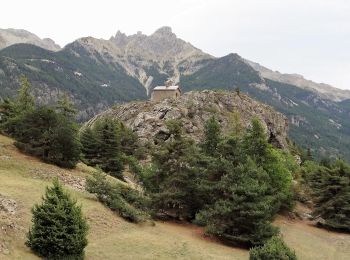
[249,236,297,260]
[26,179,88,259]
[86,170,150,223]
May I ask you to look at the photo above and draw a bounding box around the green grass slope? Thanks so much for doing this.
[0,134,246,260]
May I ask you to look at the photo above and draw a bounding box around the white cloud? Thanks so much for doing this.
[0,0,349,89]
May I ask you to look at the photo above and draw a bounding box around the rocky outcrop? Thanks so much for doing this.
[86,90,289,149]
[0,28,61,51]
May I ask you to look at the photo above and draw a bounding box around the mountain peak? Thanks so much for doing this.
[0,28,61,51]
[153,26,174,36]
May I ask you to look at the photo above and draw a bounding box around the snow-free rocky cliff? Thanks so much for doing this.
[86,90,289,149]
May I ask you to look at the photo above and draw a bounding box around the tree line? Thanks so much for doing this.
[0,76,80,168]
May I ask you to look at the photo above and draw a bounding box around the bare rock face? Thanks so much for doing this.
[86,90,289,149]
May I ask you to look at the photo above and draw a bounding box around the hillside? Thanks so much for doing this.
[0,27,349,160]
[180,56,350,161]
[1,134,350,259]
[0,43,147,119]
[0,134,247,259]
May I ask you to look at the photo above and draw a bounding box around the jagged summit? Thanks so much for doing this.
[152,26,175,36]
[72,27,212,93]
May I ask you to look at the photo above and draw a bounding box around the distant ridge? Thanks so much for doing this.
[0,28,60,51]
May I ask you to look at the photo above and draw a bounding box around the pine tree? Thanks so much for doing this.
[26,179,88,259]
[14,106,80,168]
[312,160,350,232]
[151,120,202,220]
[56,94,77,118]
[94,119,124,178]
[80,127,99,166]
[0,76,35,135]
[17,76,35,112]
[196,158,278,246]
[201,116,222,156]
[48,114,81,168]
[243,118,269,165]
[0,98,17,131]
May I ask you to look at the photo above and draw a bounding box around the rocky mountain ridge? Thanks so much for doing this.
[246,60,350,102]
[73,26,212,94]
[0,28,60,52]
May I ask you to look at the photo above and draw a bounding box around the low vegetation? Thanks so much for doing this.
[86,170,150,223]
[249,236,297,260]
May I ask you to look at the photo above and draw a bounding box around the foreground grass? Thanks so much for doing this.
[0,135,246,260]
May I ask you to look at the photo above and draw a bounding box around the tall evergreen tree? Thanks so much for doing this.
[201,116,222,156]
[243,118,269,165]
[311,160,350,232]
[14,106,80,168]
[56,94,77,118]
[94,119,124,178]
[196,158,278,246]
[0,76,35,135]
[150,120,202,220]
[26,179,88,259]
[80,127,99,166]
[0,98,17,131]
[17,76,35,112]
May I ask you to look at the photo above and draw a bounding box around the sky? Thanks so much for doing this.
[1,0,350,89]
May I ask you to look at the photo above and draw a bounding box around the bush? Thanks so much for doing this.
[26,179,88,259]
[249,236,297,260]
[86,170,150,223]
